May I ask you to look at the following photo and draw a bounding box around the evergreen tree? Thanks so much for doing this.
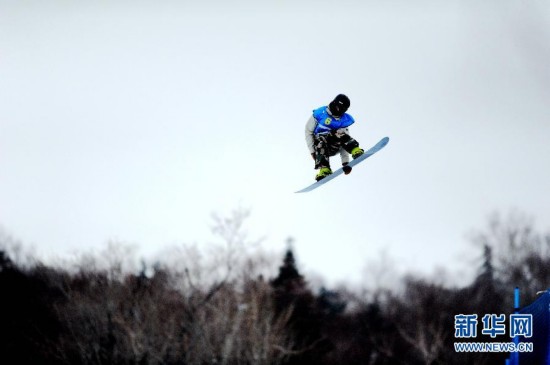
[0,252,64,365]
[471,244,504,314]
[271,245,330,365]
[271,248,306,292]
[478,244,495,285]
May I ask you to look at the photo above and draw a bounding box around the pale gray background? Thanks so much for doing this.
[1,0,549,286]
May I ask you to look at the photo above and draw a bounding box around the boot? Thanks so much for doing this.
[351,147,364,159]
[315,167,333,181]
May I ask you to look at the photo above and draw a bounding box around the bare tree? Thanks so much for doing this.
[391,279,451,365]
[473,210,550,303]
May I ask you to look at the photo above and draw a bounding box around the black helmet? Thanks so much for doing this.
[329,94,350,117]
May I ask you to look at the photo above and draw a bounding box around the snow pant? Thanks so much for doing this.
[313,132,360,169]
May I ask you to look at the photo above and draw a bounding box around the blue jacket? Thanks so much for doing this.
[312,106,355,135]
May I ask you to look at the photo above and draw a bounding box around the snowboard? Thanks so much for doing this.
[295,136,389,193]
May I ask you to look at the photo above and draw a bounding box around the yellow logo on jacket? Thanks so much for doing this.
[324,118,332,125]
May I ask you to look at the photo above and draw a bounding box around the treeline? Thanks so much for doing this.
[1,211,549,365]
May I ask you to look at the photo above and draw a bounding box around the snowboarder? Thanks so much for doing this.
[305,94,364,181]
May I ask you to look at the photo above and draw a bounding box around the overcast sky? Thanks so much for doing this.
[1,0,549,287]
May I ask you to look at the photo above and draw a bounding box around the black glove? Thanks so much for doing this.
[343,163,352,175]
